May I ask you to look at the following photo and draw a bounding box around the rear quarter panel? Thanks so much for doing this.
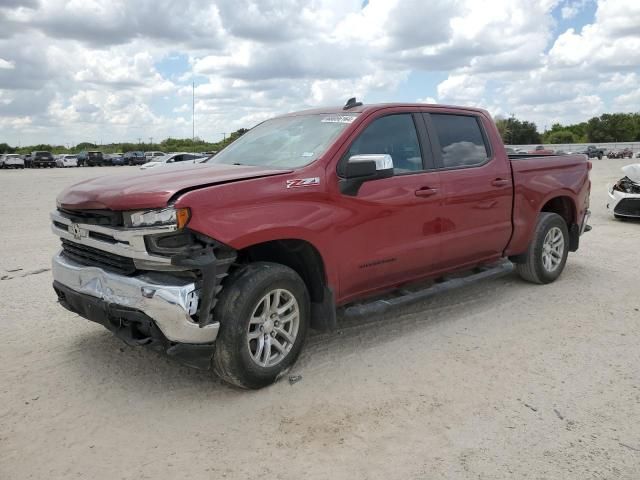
[507,154,590,256]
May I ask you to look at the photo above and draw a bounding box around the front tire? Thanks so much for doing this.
[213,262,310,389]
[515,212,569,284]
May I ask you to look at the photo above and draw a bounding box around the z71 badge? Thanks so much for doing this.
[286,177,320,189]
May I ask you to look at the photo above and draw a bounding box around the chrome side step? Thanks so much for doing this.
[341,260,514,318]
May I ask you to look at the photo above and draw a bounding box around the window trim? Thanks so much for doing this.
[336,112,432,178]
[423,112,494,171]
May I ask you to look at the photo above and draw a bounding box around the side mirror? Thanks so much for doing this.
[340,154,393,195]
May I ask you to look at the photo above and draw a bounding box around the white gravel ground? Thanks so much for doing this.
[1,159,639,479]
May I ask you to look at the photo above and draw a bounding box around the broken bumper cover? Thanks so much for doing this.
[51,251,219,344]
[607,187,640,218]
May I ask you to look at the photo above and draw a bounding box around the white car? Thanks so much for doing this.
[139,152,204,170]
[0,154,25,169]
[56,154,78,168]
[144,151,165,161]
[607,163,640,219]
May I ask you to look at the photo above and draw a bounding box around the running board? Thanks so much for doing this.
[341,260,514,318]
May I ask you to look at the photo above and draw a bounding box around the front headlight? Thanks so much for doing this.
[126,207,190,229]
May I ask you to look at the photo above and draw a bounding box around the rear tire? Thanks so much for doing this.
[213,262,310,389]
[515,212,569,284]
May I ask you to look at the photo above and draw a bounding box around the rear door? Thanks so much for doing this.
[424,112,513,270]
[335,112,442,301]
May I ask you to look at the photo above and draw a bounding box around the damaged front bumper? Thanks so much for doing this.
[52,251,219,344]
[607,186,640,218]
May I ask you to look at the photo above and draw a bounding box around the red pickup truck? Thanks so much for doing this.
[51,101,591,388]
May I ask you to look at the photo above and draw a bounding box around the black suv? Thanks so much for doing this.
[77,151,105,167]
[28,151,55,168]
[123,151,146,165]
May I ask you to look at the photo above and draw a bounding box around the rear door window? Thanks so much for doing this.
[430,114,489,169]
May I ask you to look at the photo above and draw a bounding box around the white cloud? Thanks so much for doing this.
[437,74,486,105]
[0,0,638,145]
[0,58,15,69]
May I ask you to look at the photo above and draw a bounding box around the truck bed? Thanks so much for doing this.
[507,153,590,256]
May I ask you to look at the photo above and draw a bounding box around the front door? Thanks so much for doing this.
[335,113,442,302]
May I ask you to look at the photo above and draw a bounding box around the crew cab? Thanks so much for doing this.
[580,145,605,160]
[51,101,591,389]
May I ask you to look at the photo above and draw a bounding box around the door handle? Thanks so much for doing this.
[491,178,510,187]
[415,187,438,197]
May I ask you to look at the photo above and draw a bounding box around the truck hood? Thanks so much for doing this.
[622,164,640,184]
[57,163,292,211]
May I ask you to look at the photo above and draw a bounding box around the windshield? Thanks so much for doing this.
[210,113,358,168]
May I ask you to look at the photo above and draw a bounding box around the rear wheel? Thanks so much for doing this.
[213,262,309,389]
[515,212,569,284]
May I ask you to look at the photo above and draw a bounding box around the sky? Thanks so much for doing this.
[0,0,638,146]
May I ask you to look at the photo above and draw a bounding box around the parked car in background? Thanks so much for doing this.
[636,152,640,158]
[1,154,25,169]
[580,145,605,160]
[77,151,105,167]
[610,149,635,159]
[144,151,165,161]
[30,151,55,168]
[50,101,591,388]
[529,145,555,155]
[124,151,146,165]
[139,152,204,170]
[107,153,125,165]
[607,164,640,219]
[56,154,78,168]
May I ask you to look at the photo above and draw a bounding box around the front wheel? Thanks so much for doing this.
[213,262,309,389]
[515,212,569,284]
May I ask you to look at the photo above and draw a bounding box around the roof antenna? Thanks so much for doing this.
[343,97,363,110]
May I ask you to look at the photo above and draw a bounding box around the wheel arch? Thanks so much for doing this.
[236,238,336,331]
[540,195,576,226]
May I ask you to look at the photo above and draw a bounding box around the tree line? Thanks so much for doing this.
[494,112,640,145]
[0,128,249,155]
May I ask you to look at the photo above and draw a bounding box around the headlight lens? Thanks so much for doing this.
[127,207,190,228]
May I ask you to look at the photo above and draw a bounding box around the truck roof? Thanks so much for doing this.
[279,102,489,118]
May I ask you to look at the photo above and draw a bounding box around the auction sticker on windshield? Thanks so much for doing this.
[321,114,357,124]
